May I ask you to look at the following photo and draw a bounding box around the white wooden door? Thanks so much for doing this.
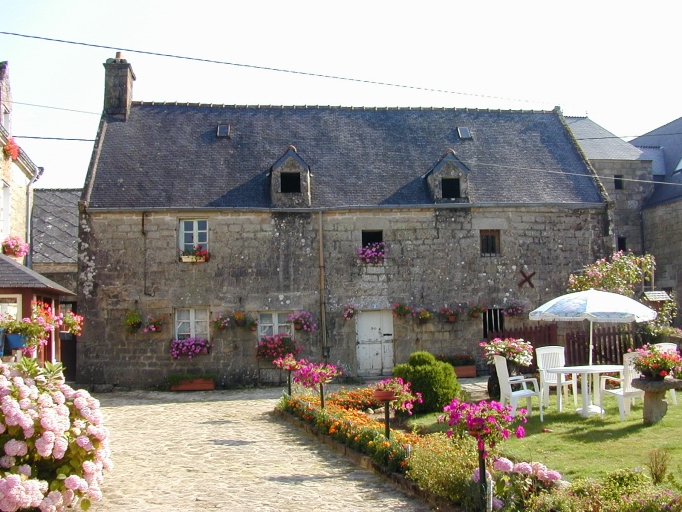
[356,310,394,376]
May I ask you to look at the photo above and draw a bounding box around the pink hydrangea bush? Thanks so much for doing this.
[0,358,112,511]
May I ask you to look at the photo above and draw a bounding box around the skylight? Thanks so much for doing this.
[216,124,231,138]
[457,127,472,140]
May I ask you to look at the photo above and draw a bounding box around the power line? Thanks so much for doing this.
[11,101,100,115]
[13,136,95,141]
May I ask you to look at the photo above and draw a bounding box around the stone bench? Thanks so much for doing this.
[630,378,682,424]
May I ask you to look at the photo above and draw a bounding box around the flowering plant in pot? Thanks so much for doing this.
[630,344,682,380]
[170,337,212,360]
[178,244,210,262]
[1,234,29,257]
[273,353,303,395]
[0,357,112,511]
[372,377,422,415]
[287,311,317,332]
[357,241,386,264]
[439,306,462,322]
[391,302,411,318]
[501,300,525,318]
[412,308,433,323]
[256,334,299,364]
[59,310,84,336]
[342,303,360,320]
[293,360,342,408]
[210,312,231,330]
[124,309,142,333]
[479,337,534,367]
[2,137,20,160]
[468,302,488,319]
[233,312,246,326]
[247,318,259,331]
[143,314,164,333]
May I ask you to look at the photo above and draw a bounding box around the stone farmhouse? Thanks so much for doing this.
[76,54,650,388]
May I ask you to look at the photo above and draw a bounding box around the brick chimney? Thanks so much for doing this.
[103,52,136,120]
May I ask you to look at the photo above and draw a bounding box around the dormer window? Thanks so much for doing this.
[442,178,461,199]
[281,172,301,193]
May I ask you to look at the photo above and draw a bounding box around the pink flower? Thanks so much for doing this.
[513,462,533,474]
[493,457,514,472]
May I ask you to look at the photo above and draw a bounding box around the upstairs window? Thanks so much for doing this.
[480,230,500,257]
[175,307,209,340]
[442,178,461,199]
[614,175,624,190]
[362,230,383,247]
[280,173,301,193]
[180,219,208,253]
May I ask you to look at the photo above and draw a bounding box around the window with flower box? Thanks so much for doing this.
[175,308,209,340]
[179,219,208,254]
[258,311,292,337]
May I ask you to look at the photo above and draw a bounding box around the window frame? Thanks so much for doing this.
[480,230,501,257]
[441,178,461,199]
[0,294,22,319]
[179,219,208,254]
[361,230,383,247]
[257,311,292,337]
[280,172,301,193]
[483,308,505,338]
[174,307,210,340]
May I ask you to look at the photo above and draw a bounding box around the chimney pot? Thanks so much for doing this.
[116,52,122,60]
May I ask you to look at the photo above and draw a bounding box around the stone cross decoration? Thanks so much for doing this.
[518,270,535,288]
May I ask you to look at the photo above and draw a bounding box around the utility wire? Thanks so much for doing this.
[11,101,100,115]
[13,136,95,141]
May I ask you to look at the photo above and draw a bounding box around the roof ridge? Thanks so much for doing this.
[130,101,556,114]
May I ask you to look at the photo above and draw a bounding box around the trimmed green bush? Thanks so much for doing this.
[393,351,461,413]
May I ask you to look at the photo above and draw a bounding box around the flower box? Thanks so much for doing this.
[454,365,477,378]
[170,378,215,391]
[180,255,207,263]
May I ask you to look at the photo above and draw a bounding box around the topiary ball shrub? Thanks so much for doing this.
[393,351,461,413]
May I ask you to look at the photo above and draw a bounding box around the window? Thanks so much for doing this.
[175,308,209,340]
[180,219,208,253]
[1,106,9,131]
[457,127,472,140]
[0,295,21,319]
[614,175,624,190]
[280,173,301,193]
[483,309,505,339]
[617,237,627,252]
[362,230,383,247]
[216,124,230,138]
[442,178,461,199]
[258,311,292,337]
[480,230,500,256]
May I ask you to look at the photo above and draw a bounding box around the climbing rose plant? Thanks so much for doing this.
[568,250,655,298]
[0,358,113,511]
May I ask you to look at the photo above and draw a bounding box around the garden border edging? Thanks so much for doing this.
[272,408,462,512]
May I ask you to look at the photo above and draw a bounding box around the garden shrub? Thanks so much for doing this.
[392,351,461,413]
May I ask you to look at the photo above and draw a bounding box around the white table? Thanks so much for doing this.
[547,365,623,417]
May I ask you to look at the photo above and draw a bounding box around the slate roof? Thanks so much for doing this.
[565,117,643,160]
[32,189,81,264]
[86,104,604,209]
[631,117,682,207]
[0,254,75,295]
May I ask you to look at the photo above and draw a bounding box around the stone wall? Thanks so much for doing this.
[77,205,610,388]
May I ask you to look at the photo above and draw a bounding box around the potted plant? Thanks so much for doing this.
[247,318,259,331]
[413,308,433,324]
[391,302,411,318]
[371,377,422,414]
[479,337,534,400]
[1,234,29,258]
[501,300,525,318]
[256,334,299,364]
[631,344,682,381]
[125,309,142,333]
[357,241,386,264]
[439,306,462,323]
[234,312,246,327]
[210,313,231,331]
[2,137,20,161]
[468,302,488,319]
[170,337,213,359]
[2,319,44,350]
[342,303,361,320]
[167,372,217,391]
[178,244,210,263]
[60,310,84,336]
[436,354,477,378]
[143,314,164,333]
[287,311,317,332]
[293,360,342,409]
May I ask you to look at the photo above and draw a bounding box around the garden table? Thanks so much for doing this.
[547,365,623,418]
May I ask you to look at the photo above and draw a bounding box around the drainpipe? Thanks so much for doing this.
[318,211,328,361]
[25,167,42,268]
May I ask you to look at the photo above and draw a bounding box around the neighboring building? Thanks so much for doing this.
[631,117,682,319]
[77,54,618,388]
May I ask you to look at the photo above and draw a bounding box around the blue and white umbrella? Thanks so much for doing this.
[529,289,657,365]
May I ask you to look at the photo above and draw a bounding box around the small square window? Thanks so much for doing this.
[442,178,461,199]
[179,219,208,253]
[175,308,209,340]
[617,236,627,252]
[480,230,500,256]
[258,312,292,337]
[362,230,383,247]
[614,175,624,190]
[281,173,301,193]
[216,124,231,138]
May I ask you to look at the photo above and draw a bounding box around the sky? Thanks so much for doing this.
[2,0,681,189]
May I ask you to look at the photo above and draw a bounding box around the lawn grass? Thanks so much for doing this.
[407,391,682,483]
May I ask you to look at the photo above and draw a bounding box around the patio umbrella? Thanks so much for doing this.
[529,289,657,365]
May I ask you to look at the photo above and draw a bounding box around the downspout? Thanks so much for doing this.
[318,211,328,362]
[25,167,42,268]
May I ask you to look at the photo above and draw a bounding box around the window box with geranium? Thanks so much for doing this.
[1,234,29,258]
[287,311,317,332]
[256,333,299,364]
[170,337,212,359]
[178,244,210,263]
[357,241,386,264]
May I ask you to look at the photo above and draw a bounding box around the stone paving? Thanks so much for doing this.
[89,378,488,511]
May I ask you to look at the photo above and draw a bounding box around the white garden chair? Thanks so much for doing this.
[655,343,678,405]
[599,352,644,421]
[493,355,543,421]
[536,346,577,412]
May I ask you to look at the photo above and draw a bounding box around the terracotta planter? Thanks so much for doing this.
[373,390,397,402]
[235,318,246,327]
[454,365,477,378]
[293,321,303,331]
[249,325,257,331]
[170,378,215,391]
[447,316,457,323]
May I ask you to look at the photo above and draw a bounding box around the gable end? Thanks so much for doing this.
[270,146,312,207]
